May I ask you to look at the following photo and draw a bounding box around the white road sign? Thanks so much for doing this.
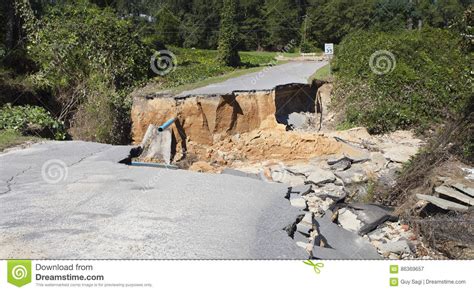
[324,43,334,55]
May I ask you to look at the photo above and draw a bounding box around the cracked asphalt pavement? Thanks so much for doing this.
[0,141,306,259]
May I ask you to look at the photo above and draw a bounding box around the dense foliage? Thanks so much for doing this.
[25,0,150,143]
[217,0,241,66]
[331,28,471,134]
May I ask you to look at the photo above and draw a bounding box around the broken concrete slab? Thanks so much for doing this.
[305,168,336,185]
[347,203,397,235]
[343,148,371,163]
[379,240,412,255]
[329,158,351,171]
[293,231,309,242]
[335,166,368,185]
[285,164,317,176]
[383,145,418,163]
[416,194,469,212]
[312,211,381,259]
[450,183,474,198]
[290,185,312,195]
[312,183,346,200]
[435,185,473,206]
[290,198,307,210]
[286,185,312,200]
[337,208,362,232]
[296,222,312,236]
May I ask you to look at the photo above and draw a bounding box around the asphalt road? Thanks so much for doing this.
[176,61,327,97]
[0,141,306,259]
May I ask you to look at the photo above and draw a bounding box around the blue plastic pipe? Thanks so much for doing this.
[158,117,176,132]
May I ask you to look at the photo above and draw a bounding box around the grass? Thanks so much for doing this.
[155,48,298,92]
[168,64,279,94]
[0,129,42,152]
[309,63,332,82]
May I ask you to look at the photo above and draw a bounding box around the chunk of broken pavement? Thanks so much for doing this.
[383,145,418,163]
[335,165,368,185]
[416,193,469,212]
[312,211,381,259]
[435,185,473,206]
[379,240,412,255]
[305,168,336,185]
[290,197,307,210]
[337,208,362,232]
[451,183,474,198]
[347,203,398,235]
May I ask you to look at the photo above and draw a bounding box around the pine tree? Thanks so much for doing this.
[217,0,240,66]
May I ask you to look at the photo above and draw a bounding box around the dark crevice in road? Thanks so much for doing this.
[0,166,32,195]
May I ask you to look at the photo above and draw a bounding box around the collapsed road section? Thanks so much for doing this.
[0,141,307,259]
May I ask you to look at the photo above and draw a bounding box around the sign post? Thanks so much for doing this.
[324,43,334,75]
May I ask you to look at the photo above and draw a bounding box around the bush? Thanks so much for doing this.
[331,28,471,134]
[25,1,149,144]
[0,103,65,140]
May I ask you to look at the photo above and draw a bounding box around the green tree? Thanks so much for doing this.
[217,0,240,66]
[25,0,149,143]
[155,8,181,46]
[263,0,300,50]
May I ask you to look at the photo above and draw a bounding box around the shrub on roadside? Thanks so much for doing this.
[331,28,471,134]
[0,103,65,139]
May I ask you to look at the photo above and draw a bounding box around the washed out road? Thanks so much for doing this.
[177,60,327,97]
[0,142,306,259]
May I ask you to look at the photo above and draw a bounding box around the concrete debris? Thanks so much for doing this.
[312,211,381,259]
[329,158,351,171]
[296,222,312,236]
[379,240,412,255]
[435,185,473,206]
[335,166,368,185]
[311,183,346,200]
[383,145,418,163]
[301,212,314,226]
[306,196,334,216]
[290,198,307,210]
[347,203,397,235]
[285,164,317,176]
[416,193,469,212]
[449,183,474,198]
[337,208,362,232]
[293,231,310,243]
[305,168,336,185]
[343,148,371,164]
